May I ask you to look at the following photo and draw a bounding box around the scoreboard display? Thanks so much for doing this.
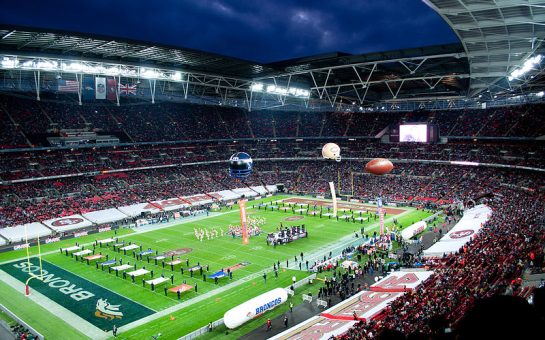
[390,124,440,143]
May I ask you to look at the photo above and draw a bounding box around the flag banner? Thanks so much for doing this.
[82,76,94,100]
[239,199,249,245]
[377,197,385,235]
[120,83,137,95]
[95,77,106,99]
[57,79,79,93]
[107,78,117,101]
[329,182,338,216]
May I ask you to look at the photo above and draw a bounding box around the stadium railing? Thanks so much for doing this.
[0,304,44,340]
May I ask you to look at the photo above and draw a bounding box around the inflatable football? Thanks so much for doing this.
[365,158,394,175]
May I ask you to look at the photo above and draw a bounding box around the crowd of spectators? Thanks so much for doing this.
[2,94,545,148]
[2,157,543,229]
[0,94,544,339]
[1,140,544,181]
[9,323,38,340]
[339,182,545,339]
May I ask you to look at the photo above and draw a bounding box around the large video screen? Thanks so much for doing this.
[399,124,428,142]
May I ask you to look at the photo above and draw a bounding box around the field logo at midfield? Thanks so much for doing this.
[95,299,123,320]
[164,248,192,257]
[285,216,304,221]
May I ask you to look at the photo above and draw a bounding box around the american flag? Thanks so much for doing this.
[57,80,79,93]
[120,83,137,95]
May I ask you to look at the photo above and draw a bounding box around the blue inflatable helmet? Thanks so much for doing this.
[229,152,253,179]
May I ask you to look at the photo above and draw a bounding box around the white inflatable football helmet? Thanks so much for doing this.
[322,143,341,162]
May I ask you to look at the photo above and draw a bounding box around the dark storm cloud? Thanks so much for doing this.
[0,0,458,63]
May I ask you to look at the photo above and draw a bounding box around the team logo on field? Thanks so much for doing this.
[449,230,474,239]
[95,298,123,320]
[285,216,304,221]
[52,218,84,226]
[164,248,193,257]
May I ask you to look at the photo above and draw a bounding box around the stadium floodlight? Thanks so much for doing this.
[250,83,309,98]
[1,57,18,69]
[62,62,83,72]
[508,54,543,81]
[104,66,120,76]
[36,61,58,70]
[140,68,161,79]
[250,83,264,92]
[171,71,182,81]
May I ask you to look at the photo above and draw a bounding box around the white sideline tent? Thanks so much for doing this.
[183,194,214,205]
[83,208,128,224]
[0,222,52,243]
[152,198,190,212]
[212,190,241,201]
[117,203,152,217]
[423,204,492,258]
[270,316,356,340]
[43,214,93,233]
[266,185,278,193]
[118,198,189,216]
[371,270,434,292]
[250,186,268,195]
[231,187,258,197]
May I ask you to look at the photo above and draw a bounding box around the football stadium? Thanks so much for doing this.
[0,1,545,340]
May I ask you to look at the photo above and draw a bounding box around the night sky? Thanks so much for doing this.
[0,0,458,63]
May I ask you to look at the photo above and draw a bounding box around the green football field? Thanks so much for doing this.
[0,195,433,340]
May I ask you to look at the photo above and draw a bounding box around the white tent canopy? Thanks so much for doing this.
[82,208,128,224]
[0,222,52,243]
[43,215,93,233]
[423,204,492,258]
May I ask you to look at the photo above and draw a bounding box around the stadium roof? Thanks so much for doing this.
[425,0,545,95]
[0,25,275,79]
[2,2,545,110]
[0,26,471,105]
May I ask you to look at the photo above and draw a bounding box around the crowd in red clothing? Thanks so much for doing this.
[339,186,545,339]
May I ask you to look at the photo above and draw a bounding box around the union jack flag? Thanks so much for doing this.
[119,83,137,95]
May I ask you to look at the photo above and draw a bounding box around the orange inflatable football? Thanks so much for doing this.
[365,158,394,175]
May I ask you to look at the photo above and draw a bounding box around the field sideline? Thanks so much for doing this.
[0,195,432,340]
